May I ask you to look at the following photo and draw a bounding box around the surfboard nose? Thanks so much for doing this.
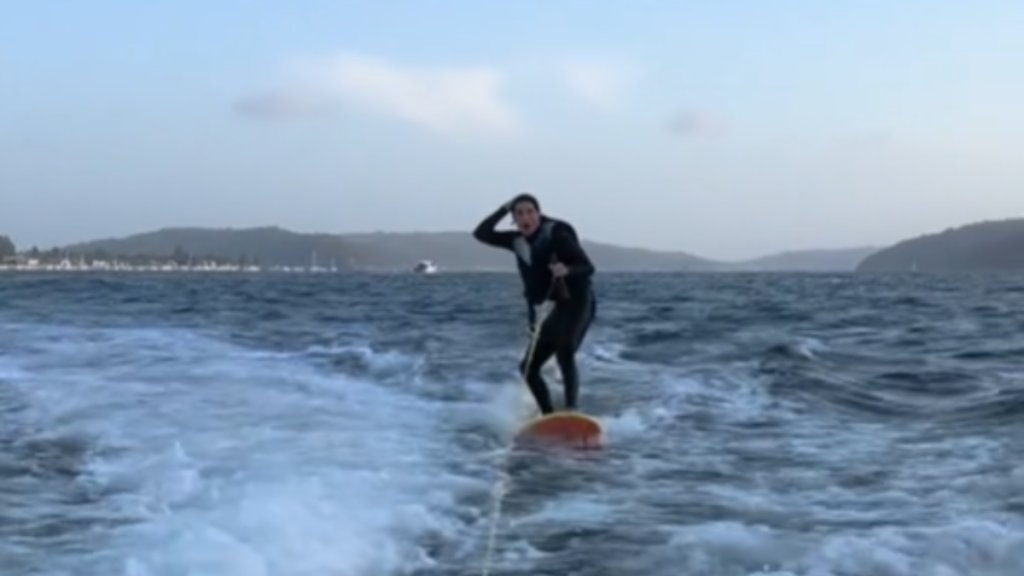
[514,412,605,449]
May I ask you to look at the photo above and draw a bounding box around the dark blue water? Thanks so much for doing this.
[3,271,1024,576]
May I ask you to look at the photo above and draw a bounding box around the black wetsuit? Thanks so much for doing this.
[473,207,597,414]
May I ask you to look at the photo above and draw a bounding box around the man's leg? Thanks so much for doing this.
[520,317,558,415]
[554,292,596,411]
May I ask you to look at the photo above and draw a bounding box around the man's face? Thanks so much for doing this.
[512,201,541,235]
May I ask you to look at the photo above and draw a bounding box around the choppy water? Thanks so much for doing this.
[3,272,1024,576]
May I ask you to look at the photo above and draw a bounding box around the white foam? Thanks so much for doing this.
[1,325,489,576]
[6,310,1024,576]
[605,518,1024,575]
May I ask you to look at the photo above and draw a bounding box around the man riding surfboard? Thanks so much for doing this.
[472,193,597,415]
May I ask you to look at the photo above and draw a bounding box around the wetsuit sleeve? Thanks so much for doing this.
[472,205,517,251]
[551,223,595,277]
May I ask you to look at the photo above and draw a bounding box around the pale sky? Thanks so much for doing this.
[2,1,1023,260]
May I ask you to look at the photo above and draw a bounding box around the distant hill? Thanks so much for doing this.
[61,226,356,268]
[727,247,879,271]
[56,227,718,271]
[856,218,1024,273]
[340,231,716,271]
[49,226,884,272]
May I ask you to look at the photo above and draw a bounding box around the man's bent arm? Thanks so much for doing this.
[472,205,516,250]
[553,225,595,277]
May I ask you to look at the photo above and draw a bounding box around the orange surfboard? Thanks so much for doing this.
[514,412,605,449]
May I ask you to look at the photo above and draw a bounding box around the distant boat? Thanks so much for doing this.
[413,260,439,274]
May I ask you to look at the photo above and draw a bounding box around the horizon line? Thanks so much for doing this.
[6,223,883,265]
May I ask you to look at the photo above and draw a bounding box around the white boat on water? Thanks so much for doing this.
[413,260,438,274]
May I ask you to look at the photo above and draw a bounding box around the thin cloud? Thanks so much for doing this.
[666,110,729,137]
[237,52,519,137]
[833,131,894,151]
[555,57,631,111]
[232,92,334,119]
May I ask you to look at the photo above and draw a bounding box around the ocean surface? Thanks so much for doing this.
[2,271,1024,576]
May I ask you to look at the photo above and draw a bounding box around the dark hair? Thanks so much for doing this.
[511,193,540,212]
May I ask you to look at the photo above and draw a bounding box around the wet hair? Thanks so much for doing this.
[511,193,540,212]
